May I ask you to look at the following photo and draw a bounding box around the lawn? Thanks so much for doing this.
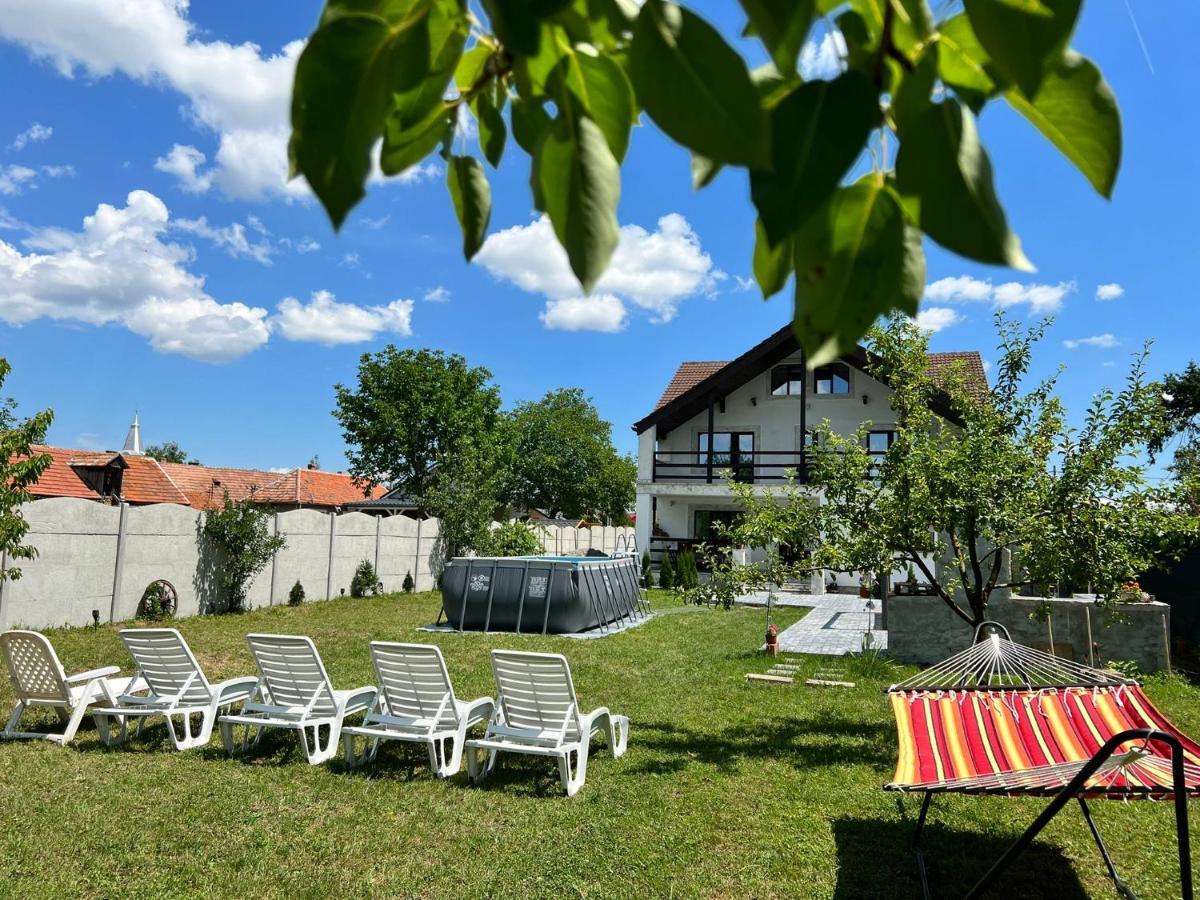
[0,590,1195,898]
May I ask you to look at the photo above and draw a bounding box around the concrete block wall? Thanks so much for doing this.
[888,593,1173,673]
[0,500,635,629]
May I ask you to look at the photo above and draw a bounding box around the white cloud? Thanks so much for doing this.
[174,215,274,265]
[476,213,723,329]
[423,286,451,303]
[1096,282,1124,301]
[539,295,627,333]
[0,189,270,361]
[925,275,1074,314]
[799,30,846,80]
[734,275,755,292]
[154,144,212,193]
[0,165,37,195]
[360,214,390,230]
[273,290,413,345]
[1063,333,1119,350]
[11,122,51,150]
[914,306,963,333]
[41,164,74,178]
[294,237,320,254]
[340,252,361,269]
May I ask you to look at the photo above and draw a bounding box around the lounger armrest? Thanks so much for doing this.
[578,706,611,733]
[340,686,378,715]
[64,665,121,684]
[460,696,495,727]
[213,676,259,703]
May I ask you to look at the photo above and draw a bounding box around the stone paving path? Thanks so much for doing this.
[736,592,888,655]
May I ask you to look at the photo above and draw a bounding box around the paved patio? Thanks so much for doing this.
[736,592,888,655]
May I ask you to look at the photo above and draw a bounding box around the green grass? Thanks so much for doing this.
[0,590,1195,898]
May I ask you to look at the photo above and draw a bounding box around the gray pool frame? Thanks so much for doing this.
[438,555,649,634]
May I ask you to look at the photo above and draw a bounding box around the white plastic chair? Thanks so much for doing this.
[218,633,377,765]
[342,642,493,777]
[0,630,144,746]
[91,628,258,751]
[465,650,629,796]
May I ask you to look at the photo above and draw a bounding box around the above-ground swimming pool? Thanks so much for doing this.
[439,555,647,634]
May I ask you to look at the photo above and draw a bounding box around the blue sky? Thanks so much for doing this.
[0,1,1193,475]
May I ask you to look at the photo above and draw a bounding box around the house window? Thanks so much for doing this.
[867,430,896,455]
[693,510,740,542]
[698,432,755,482]
[814,363,850,395]
[770,365,805,396]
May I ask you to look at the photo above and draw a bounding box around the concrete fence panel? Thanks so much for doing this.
[329,511,378,598]
[274,508,335,602]
[116,503,203,620]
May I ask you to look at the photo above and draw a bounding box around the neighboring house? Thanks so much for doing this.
[632,324,986,587]
[23,417,386,513]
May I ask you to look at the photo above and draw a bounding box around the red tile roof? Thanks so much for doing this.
[654,351,989,412]
[21,447,385,511]
[24,446,101,500]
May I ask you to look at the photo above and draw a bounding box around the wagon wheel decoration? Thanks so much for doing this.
[137,579,178,620]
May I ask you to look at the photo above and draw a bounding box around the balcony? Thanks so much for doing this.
[651,450,813,485]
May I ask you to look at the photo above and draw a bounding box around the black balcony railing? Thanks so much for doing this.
[651,450,814,484]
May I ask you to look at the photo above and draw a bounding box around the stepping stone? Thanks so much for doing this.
[805,678,856,688]
[746,673,793,685]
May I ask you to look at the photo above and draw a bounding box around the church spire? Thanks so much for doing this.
[122,412,142,455]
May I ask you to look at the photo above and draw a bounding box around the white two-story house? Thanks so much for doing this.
[632,324,986,590]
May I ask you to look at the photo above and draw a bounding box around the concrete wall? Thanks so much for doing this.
[888,594,1173,673]
[0,500,634,629]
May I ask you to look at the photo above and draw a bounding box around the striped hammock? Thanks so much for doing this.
[887,627,1200,797]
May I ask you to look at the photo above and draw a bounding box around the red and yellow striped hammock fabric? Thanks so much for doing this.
[888,685,1200,797]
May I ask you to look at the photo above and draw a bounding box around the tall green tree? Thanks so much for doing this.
[144,441,191,464]
[694,315,1196,626]
[503,388,634,522]
[0,359,53,582]
[334,346,506,556]
[290,0,1121,361]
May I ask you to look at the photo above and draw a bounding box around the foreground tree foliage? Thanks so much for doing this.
[0,359,53,583]
[692,315,1196,626]
[291,0,1121,359]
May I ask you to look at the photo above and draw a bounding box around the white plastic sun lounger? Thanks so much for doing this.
[465,650,629,796]
[218,633,377,765]
[1,630,144,745]
[342,642,494,777]
[91,628,258,751]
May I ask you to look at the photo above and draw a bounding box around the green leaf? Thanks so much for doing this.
[792,175,926,365]
[393,1,469,130]
[751,71,879,247]
[455,44,493,91]
[896,99,1032,270]
[753,219,791,299]
[552,47,636,162]
[447,155,492,260]
[381,107,452,175]
[482,0,573,56]
[691,154,721,189]
[534,113,621,292]
[511,95,552,154]
[472,82,508,167]
[738,0,815,73]
[963,0,1081,98]
[891,43,937,136]
[291,10,432,228]
[630,1,770,169]
[513,24,569,99]
[936,13,997,113]
[1005,51,1121,198]
[890,0,935,63]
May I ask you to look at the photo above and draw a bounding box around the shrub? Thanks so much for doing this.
[677,551,700,590]
[641,550,652,589]
[200,493,286,614]
[659,553,675,590]
[288,580,305,606]
[351,560,379,598]
[484,520,544,557]
[402,571,415,593]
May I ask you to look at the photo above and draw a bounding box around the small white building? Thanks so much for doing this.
[632,324,985,589]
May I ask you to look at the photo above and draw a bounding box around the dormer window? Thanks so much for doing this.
[770,365,805,396]
[814,363,850,395]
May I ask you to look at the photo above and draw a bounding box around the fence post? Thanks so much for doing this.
[414,517,423,591]
[374,514,383,588]
[109,501,129,623]
[268,512,281,606]
[326,511,337,600]
[0,549,9,631]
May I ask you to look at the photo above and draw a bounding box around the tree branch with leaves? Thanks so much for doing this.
[0,359,53,583]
